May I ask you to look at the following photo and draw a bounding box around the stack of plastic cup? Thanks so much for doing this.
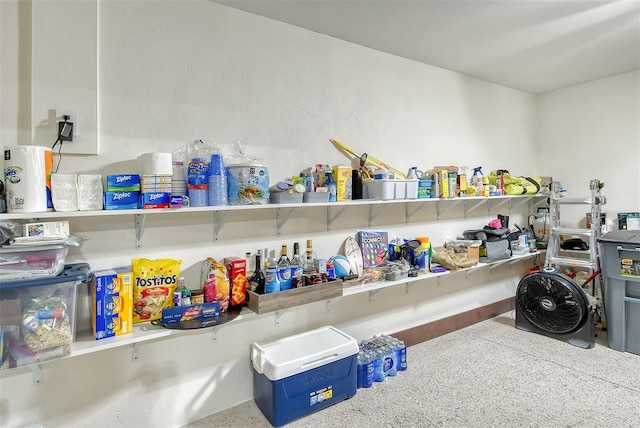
[187,158,209,207]
[208,153,228,206]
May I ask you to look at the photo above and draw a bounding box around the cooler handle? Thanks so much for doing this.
[251,343,266,374]
[617,245,640,253]
[301,353,339,368]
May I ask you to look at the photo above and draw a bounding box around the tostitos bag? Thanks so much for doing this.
[132,258,181,323]
[489,170,542,195]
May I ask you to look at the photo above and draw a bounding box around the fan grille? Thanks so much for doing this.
[517,271,587,334]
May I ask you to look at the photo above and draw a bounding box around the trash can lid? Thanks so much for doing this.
[598,230,640,245]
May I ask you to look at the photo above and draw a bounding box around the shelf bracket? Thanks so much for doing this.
[327,205,351,231]
[212,326,219,342]
[213,210,232,241]
[464,199,486,218]
[406,202,422,224]
[135,214,146,250]
[275,311,284,326]
[132,343,140,362]
[326,297,339,312]
[488,198,509,213]
[510,197,530,211]
[369,289,384,302]
[30,364,42,386]
[436,200,461,219]
[369,205,393,227]
[277,207,296,236]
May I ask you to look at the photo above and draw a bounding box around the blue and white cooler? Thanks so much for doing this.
[251,326,359,427]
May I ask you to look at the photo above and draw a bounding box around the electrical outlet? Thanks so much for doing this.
[56,109,78,138]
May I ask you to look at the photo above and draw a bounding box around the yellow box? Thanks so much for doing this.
[332,166,352,201]
[439,170,449,199]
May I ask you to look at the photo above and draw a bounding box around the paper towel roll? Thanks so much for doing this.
[137,153,173,175]
[78,174,104,211]
[4,145,53,213]
[51,173,79,212]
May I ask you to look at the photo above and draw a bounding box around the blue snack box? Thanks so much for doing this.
[161,302,220,323]
[139,192,170,209]
[104,191,139,210]
[107,174,140,192]
[251,326,358,427]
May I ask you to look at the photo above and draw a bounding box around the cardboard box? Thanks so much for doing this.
[23,221,70,238]
[107,174,140,192]
[139,192,170,209]
[92,268,133,340]
[104,191,139,210]
[160,302,220,324]
[224,257,248,307]
[332,166,352,201]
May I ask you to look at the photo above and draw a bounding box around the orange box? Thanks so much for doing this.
[224,257,248,307]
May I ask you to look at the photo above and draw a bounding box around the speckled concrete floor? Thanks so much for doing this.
[184,312,640,428]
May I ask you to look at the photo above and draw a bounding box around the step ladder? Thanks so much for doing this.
[544,179,607,272]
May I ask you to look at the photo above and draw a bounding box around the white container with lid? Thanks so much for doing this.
[251,325,358,381]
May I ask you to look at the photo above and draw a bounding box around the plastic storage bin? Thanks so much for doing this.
[363,179,395,200]
[251,326,359,427]
[598,231,640,355]
[0,263,90,370]
[0,243,68,282]
[269,192,303,204]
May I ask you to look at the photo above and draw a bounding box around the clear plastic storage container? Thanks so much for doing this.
[0,243,68,282]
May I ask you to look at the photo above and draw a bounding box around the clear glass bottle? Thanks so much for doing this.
[277,245,292,291]
[303,239,316,275]
[249,253,266,294]
[290,242,304,288]
[265,250,281,294]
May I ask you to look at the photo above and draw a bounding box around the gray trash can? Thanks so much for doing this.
[598,230,640,355]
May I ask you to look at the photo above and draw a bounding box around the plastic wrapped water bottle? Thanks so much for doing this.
[357,350,375,389]
[383,344,398,377]
[372,346,386,382]
[396,339,407,371]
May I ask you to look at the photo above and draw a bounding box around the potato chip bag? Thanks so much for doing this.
[201,257,230,312]
[132,258,181,323]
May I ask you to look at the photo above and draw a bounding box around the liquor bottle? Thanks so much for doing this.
[265,250,281,294]
[249,253,266,294]
[290,242,305,288]
[277,245,292,291]
[303,239,317,275]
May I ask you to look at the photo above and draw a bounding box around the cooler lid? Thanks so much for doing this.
[598,230,640,246]
[251,326,358,381]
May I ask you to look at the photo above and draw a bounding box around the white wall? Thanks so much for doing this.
[0,1,636,427]
[536,70,640,228]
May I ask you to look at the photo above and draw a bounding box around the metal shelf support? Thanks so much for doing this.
[213,210,232,241]
[464,199,487,217]
[369,205,393,227]
[132,343,140,362]
[369,289,384,302]
[437,200,462,220]
[327,205,351,231]
[406,202,423,224]
[31,364,42,386]
[135,214,145,250]
[276,207,296,236]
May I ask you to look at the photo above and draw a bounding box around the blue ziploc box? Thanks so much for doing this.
[107,174,140,192]
[161,302,220,324]
[92,267,133,340]
[104,191,140,210]
[139,192,170,209]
